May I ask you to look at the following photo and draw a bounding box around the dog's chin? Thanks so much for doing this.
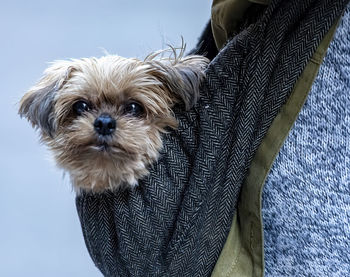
[57,140,158,194]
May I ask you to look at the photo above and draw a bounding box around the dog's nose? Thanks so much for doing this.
[94,114,116,136]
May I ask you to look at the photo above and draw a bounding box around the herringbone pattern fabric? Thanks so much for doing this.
[76,0,349,276]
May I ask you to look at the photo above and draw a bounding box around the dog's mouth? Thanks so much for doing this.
[96,142,109,151]
[92,135,114,152]
[88,137,136,156]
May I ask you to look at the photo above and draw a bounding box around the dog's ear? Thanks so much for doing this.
[19,61,75,137]
[146,55,209,110]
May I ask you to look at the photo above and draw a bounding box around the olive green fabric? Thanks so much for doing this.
[211,0,270,50]
[249,0,270,4]
[211,19,339,277]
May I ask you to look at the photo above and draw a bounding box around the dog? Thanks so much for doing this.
[19,48,209,193]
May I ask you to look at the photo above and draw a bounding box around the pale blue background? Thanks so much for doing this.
[0,1,210,276]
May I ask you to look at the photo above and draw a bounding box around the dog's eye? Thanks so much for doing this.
[73,101,90,116]
[124,102,144,117]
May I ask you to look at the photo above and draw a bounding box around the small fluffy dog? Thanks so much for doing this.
[19,48,209,193]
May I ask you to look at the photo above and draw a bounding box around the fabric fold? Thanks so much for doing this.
[76,0,349,276]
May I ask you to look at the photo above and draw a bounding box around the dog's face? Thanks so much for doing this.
[19,54,208,193]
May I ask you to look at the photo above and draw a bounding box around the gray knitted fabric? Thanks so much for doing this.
[75,1,349,276]
[262,3,350,276]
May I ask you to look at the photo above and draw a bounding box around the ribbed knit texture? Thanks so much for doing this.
[262,3,350,276]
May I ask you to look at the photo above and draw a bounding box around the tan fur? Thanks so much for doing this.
[19,50,209,193]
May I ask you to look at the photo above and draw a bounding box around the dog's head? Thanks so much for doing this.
[19,53,209,192]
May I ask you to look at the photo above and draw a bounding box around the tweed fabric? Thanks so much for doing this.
[262,3,350,276]
[76,0,348,276]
